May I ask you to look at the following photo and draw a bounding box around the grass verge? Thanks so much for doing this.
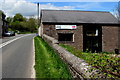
[60,44,120,78]
[34,36,72,78]
[18,31,33,34]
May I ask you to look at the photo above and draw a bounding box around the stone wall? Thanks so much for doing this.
[42,34,105,78]
[102,26,119,52]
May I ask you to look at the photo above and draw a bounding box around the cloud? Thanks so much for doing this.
[75,2,102,10]
[1,0,117,17]
[1,0,74,17]
[2,0,37,17]
[10,1,37,16]
[40,3,75,10]
[26,0,119,2]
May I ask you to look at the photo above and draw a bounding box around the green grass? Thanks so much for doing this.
[34,36,72,78]
[60,44,120,78]
[18,31,33,34]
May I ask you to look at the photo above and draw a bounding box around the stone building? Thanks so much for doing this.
[39,10,120,53]
[0,18,2,38]
[0,10,8,37]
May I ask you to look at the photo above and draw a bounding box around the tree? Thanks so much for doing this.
[10,13,27,32]
[118,1,120,21]
[13,13,25,22]
[27,18,37,32]
[7,13,37,33]
[116,1,120,21]
[10,21,22,31]
[6,17,13,24]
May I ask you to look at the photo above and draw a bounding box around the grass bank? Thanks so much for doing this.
[60,44,120,78]
[18,31,33,34]
[34,36,72,78]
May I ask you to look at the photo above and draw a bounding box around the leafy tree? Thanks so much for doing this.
[10,21,22,30]
[13,13,25,22]
[27,18,37,32]
[118,1,120,21]
[7,13,38,33]
[6,17,13,24]
[20,21,29,31]
[116,1,120,21]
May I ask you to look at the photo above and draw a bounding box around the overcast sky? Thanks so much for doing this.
[0,0,119,18]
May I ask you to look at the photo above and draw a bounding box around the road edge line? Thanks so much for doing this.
[31,36,36,78]
[0,34,31,48]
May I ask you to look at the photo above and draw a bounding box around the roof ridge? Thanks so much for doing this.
[41,9,109,13]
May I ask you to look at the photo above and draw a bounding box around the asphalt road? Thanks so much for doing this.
[2,34,26,43]
[2,34,35,78]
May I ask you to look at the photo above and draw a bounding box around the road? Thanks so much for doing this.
[2,34,26,43]
[1,34,35,78]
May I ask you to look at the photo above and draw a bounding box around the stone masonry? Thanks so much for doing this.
[102,26,120,52]
[42,23,119,53]
[43,24,83,50]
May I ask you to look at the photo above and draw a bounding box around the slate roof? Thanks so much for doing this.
[41,10,119,24]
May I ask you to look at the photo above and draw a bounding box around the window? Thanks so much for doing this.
[58,33,73,41]
[86,29,98,36]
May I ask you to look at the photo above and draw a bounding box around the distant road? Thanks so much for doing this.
[2,34,35,78]
[2,34,27,43]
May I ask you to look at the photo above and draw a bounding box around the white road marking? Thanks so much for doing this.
[0,48,2,79]
[0,34,31,48]
[31,37,36,78]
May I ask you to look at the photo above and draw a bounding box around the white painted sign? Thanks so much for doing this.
[55,25,77,29]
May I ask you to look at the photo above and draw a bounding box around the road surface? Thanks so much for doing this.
[2,34,35,78]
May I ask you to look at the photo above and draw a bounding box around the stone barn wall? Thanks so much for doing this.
[43,24,83,51]
[102,26,119,53]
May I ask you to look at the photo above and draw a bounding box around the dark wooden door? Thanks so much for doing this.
[83,25,102,53]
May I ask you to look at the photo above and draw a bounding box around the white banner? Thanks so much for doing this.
[55,25,77,29]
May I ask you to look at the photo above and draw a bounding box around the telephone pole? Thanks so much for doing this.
[37,3,40,26]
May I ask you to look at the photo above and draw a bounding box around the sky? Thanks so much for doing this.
[0,0,119,18]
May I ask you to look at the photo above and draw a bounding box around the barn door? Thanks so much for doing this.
[83,25,102,53]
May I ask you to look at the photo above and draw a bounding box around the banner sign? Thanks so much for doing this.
[55,25,77,29]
